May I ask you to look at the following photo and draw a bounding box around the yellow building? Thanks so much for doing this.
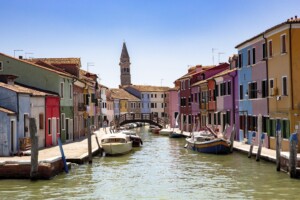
[266,17,300,151]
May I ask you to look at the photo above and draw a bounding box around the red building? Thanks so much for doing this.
[45,96,60,147]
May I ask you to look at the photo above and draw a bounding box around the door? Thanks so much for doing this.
[10,120,16,154]
[52,118,57,145]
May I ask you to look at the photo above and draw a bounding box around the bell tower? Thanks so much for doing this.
[119,42,132,86]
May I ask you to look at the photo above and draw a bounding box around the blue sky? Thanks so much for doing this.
[1,0,299,88]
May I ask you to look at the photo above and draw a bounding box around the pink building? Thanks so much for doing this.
[167,87,179,128]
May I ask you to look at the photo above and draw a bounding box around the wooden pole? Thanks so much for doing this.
[29,118,39,180]
[256,134,265,161]
[276,119,281,171]
[229,124,236,153]
[87,117,92,164]
[289,133,298,178]
[248,131,256,158]
[256,114,263,161]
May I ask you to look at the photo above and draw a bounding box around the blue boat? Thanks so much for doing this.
[185,132,232,154]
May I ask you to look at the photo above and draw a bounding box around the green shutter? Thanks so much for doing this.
[266,118,270,136]
[286,120,290,138]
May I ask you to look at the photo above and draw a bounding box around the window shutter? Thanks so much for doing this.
[266,118,270,135]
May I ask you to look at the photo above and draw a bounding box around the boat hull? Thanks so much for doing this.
[169,132,185,138]
[101,142,132,156]
[159,129,173,136]
[186,138,231,154]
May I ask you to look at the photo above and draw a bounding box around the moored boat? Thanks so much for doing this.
[100,133,133,156]
[169,131,185,138]
[159,128,173,136]
[185,130,232,154]
[121,130,143,147]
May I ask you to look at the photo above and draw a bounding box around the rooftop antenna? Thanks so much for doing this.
[25,52,34,59]
[87,62,94,72]
[212,48,217,65]
[218,52,225,64]
[14,49,23,58]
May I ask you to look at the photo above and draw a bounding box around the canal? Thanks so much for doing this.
[0,126,300,199]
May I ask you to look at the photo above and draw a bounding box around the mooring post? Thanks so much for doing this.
[229,124,236,153]
[248,131,256,158]
[276,119,281,171]
[87,117,92,164]
[256,133,265,161]
[29,118,39,180]
[289,133,298,178]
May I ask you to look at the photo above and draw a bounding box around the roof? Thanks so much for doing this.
[0,106,15,115]
[125,85,170,92]
[169,86,179,91]
[110,88,140,101]
[175,65,214,81]
[0,53,73,78]
[235,16,300,48]
[28,58,81,67]
[0,82,55,96]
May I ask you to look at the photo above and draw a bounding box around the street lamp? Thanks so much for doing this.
[14,49,23,58]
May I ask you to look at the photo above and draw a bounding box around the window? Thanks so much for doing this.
[181,97,186,107]
[247,49,251,65]
[161,103,163,108]
[238,53,243,68]
[252,48,256,64]
[262,80,268,98]
[215,85,219,97]
[208,113,212,124]
[214,113,217,125]
[61,113,65,130]
[0,61,3,71]
[220,83,226,96]
[281,34,286,53]
[227,81,231,95]
[217,112,221,125]
[147,94,150,99]
[69,84,72,99]
[248,82,257,99]
[151,94,153,98]
[155,94,157,98]
[282,76,288,96]
[161,94,163,98]
[39,113,44,129]
[48,119,51,135]
[142,94,144,99]
[226,111,231,125]
[60,82,64,98]
[239,85,244,100]
[268,40,273,57]
[262,116,268,133]
[262,43,267,59]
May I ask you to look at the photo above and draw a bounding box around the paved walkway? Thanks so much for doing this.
[0,128,108,164]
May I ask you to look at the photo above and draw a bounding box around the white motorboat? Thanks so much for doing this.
[159,128,173,136]
[100,133,133,155]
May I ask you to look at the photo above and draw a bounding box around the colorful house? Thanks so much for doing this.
[167,87,179,128]
[0,53,74,143]
[0,106,16,156]
[265,17,300,151]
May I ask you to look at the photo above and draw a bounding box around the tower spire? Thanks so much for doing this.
[119,42,132,86]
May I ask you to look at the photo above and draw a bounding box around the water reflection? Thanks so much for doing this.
[0,126,300,199]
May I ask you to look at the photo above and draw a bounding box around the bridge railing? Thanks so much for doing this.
[111,113,166,128]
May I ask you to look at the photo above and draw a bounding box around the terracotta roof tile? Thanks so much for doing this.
[0,106,15,114]
[0,82,55,96]
[110,88,140,101]
[125,85,170,92]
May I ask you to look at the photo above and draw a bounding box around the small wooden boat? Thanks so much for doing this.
[186,135,231,154]
[121,130,143,147]
[185,128,232,154]
[100,133,133,156]
[151,127,161,134]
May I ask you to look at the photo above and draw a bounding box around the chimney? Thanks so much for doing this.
[19,56,23,59]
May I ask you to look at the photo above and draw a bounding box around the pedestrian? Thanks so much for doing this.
[103,120,108,134]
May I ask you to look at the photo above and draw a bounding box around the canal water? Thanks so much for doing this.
[1,126,300,200]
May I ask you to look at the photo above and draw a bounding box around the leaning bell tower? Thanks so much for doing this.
[119,42,132,86]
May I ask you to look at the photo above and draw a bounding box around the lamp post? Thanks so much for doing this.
[14,49,23,58]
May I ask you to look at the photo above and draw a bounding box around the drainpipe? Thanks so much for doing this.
[228,70,237,124]
[17,93,19,121]
[289,22,294,110]
[263,33,270,149]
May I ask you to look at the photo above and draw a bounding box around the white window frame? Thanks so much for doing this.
[282,76,288,96]
[60,82,64,99]
[0,61,3,71]
[61,113,66,130]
